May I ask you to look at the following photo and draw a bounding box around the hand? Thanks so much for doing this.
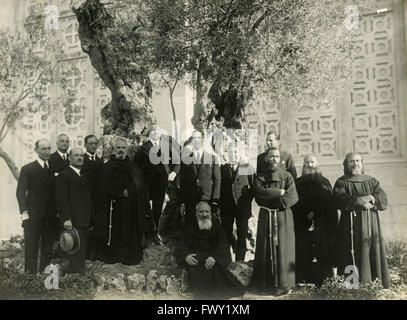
[280,189,286,196]
[180,203,185,216]
[164,193,170,203]
[168,171,177,182]
[123,189,129,197]
[64,220,73,230]
[185,254,198,266]
[205,256,216,270]
[21,211,29,221]
[363,202,374,210]
[307,211,314,221]
[368,195,375,204]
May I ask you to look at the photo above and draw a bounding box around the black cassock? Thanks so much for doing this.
[292,173,337,285]
[97,156,152,265]
[174,219,245,298]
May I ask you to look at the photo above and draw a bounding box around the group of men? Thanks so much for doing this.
[16,127,390,297]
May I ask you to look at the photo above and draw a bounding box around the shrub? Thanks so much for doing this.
[0,259,97,300]
[318,276,383,300]
[386,240,407,285]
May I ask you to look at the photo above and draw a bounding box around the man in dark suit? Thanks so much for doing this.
[16,139,54,273]
[135,125,180,244]
[220,142,254,262]
[81,134,103,260]
[48,133,70,249]
[256,131,297,178]
[56,148,93,274]
[179,130,221,227]
[49,133,70,174]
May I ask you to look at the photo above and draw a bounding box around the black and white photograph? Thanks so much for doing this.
[0,0,406,304]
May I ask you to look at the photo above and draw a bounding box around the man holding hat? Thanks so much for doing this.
[56,148,93,274]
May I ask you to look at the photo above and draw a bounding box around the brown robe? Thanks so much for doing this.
[251,168,298,292]
[333,173,390,288]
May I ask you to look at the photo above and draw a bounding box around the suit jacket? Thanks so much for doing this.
[16,161,54,220]
[135,140,180,191]
[49,151,70,175]
[81,153,103,205]
[179,150,221,204]
[55,167,93,227]
[220,163,254,218]
[256,150,297,178]
[48,151,70,213]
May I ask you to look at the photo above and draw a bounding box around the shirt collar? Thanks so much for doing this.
[37,158,48,168]
[70,165,81,176]
[57,150,68,159]
[86,152,96,158]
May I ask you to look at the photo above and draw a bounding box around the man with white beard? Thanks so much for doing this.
[174,201,245,298]
[292,155,337,286]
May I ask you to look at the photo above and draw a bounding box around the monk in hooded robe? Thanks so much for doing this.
[96,138,152,265]
[333,152,390,288]
[251,147,298,295]
[174,201,245,298]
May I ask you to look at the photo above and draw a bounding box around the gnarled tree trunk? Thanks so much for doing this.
[72,0,152,137]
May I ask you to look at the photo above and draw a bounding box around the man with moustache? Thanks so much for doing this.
[251,147,298,295]
[16,139,54,273]
[256,131,297,178]
[333,152,390,288]
[81,135,103,260]
[179,130,221,228]
[174,201,245,298]
[97,138,151,265]
[292,155,336,285]
[55,148,93,274]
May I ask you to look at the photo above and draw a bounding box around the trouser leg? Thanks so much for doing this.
[151,188,166,230]
[23,219,41,274]
[221,213,235,252]
[68,227,89,275]
[39,218,55,272]
[235,215,249,261]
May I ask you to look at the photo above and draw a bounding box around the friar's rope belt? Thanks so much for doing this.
[107,199,115,246]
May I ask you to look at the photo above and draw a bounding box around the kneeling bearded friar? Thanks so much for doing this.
[174,201,245,298]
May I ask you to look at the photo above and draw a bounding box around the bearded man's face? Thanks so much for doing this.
[196,204,212,230]
[115,141,128,160]
[347,154,363,175]
[265,149,280,172]
[302,156,319,175]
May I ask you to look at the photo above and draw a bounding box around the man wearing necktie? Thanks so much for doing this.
[16,139,55,273]
[48,133,71,256]
[49,133,70,173]
[56,148,93,274]
[135,125,180,245]
[220,140,255,262]
[81,135,104,260]
[179,130,221,227]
